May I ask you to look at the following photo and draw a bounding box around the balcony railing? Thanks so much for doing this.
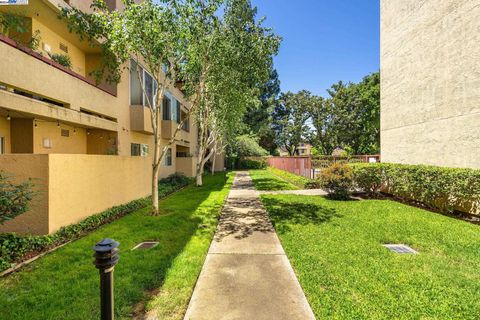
[0,34,117,97]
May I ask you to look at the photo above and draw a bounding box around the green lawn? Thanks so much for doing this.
[0,173,233,320]
[261,193,480,319]
[249,168,299,190]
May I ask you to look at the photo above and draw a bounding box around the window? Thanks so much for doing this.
[130,60,157,108]
[162,96,171,120]
[165,148,172,166]
[181,111,190,131]
[131,143,149,157]
[0,137,4,154]
[130,60,143,105]
[175,101,181,124]
[131,143,141,156]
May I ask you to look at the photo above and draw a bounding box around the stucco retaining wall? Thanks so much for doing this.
[0,154,152,235]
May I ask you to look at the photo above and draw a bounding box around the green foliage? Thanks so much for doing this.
[243,68,281,154]
[267,167,310,189]
[304,179,322,189]
[159,172,191,188]
[0,12,26,35]
[48,52,72,69]
[0,176,190,272]
[319,163,353,200]
[236,134,269,157]
[351,163,383,195]
[272,90,312,155]
[238,158,267,169]
[0,173,34,226]
[351,163,480,215]
[308,72,380,155]
[0,13,41,51]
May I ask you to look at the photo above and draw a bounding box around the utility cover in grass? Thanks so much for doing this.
[132,241,159,250]
[383,244,418,254]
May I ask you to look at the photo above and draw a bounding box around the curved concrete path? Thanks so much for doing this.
[184,172,315,320]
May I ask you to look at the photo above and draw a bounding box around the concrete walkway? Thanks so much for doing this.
[184,172,315,320]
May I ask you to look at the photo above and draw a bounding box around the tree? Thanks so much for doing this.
[243,68,281,154]
[325,72,380,154]
[191,0,280,186]
[61,0,221,214]
[272,90,312,156]
[307,72,380,155]
[308,95,336,155]
[235,134,269,157]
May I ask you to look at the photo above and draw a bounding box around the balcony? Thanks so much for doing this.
[161,120,191,146]
[0,34,118,122]
[130,105,154,134]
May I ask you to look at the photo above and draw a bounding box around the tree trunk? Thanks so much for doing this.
[211,153,216,175]
[196,172,203,187]
[195,146,205,187]
[151,163,160,215]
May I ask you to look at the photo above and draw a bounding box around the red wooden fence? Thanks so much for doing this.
[267,155,381,179]
[267,156,312,179]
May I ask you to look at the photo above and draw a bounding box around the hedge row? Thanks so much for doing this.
[351,163,480,215]
[0,174,192,273]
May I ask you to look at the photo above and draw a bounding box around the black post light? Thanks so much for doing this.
[93,238,120,320]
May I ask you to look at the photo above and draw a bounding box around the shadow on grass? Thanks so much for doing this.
[251,177,295,191]
[0,174,231,320]
[261,197,340,234]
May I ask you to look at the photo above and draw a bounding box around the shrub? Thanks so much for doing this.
[0,173,34,225]
[236,134,269,157]
[304,179,322,189]
[48,53,72,69]
[351,163,480,215]
[159,172,191,188]
[319,163,353,200]
[352,163,383,195]
[238,158,267,170]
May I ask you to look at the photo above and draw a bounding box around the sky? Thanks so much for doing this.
[251,0,380,97]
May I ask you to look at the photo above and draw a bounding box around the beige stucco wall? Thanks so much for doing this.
[0,154,152,235]
[32,17,87,76]
[380,0,480,169]
[0,155,49,235]
[48,154,151,233]
[34,122,87,154]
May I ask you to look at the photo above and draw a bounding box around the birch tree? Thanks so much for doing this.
[191,0,280,186]
[61,0,220,214]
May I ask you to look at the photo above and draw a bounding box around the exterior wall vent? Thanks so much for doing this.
[59,43,69,53]
[61,129,70,137]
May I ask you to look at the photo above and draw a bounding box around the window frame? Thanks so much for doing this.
[130,59,158,109]
[165,148,172,166]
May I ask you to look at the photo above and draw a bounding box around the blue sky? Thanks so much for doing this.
[251,0,380,97]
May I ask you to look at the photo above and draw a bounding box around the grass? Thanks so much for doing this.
[249,168,299,191]
[0,173,233,320]
[261,193,480,319]
[266,166,311,188]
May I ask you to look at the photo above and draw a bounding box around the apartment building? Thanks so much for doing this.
[381,0,480,169]
[0,0,222,235]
